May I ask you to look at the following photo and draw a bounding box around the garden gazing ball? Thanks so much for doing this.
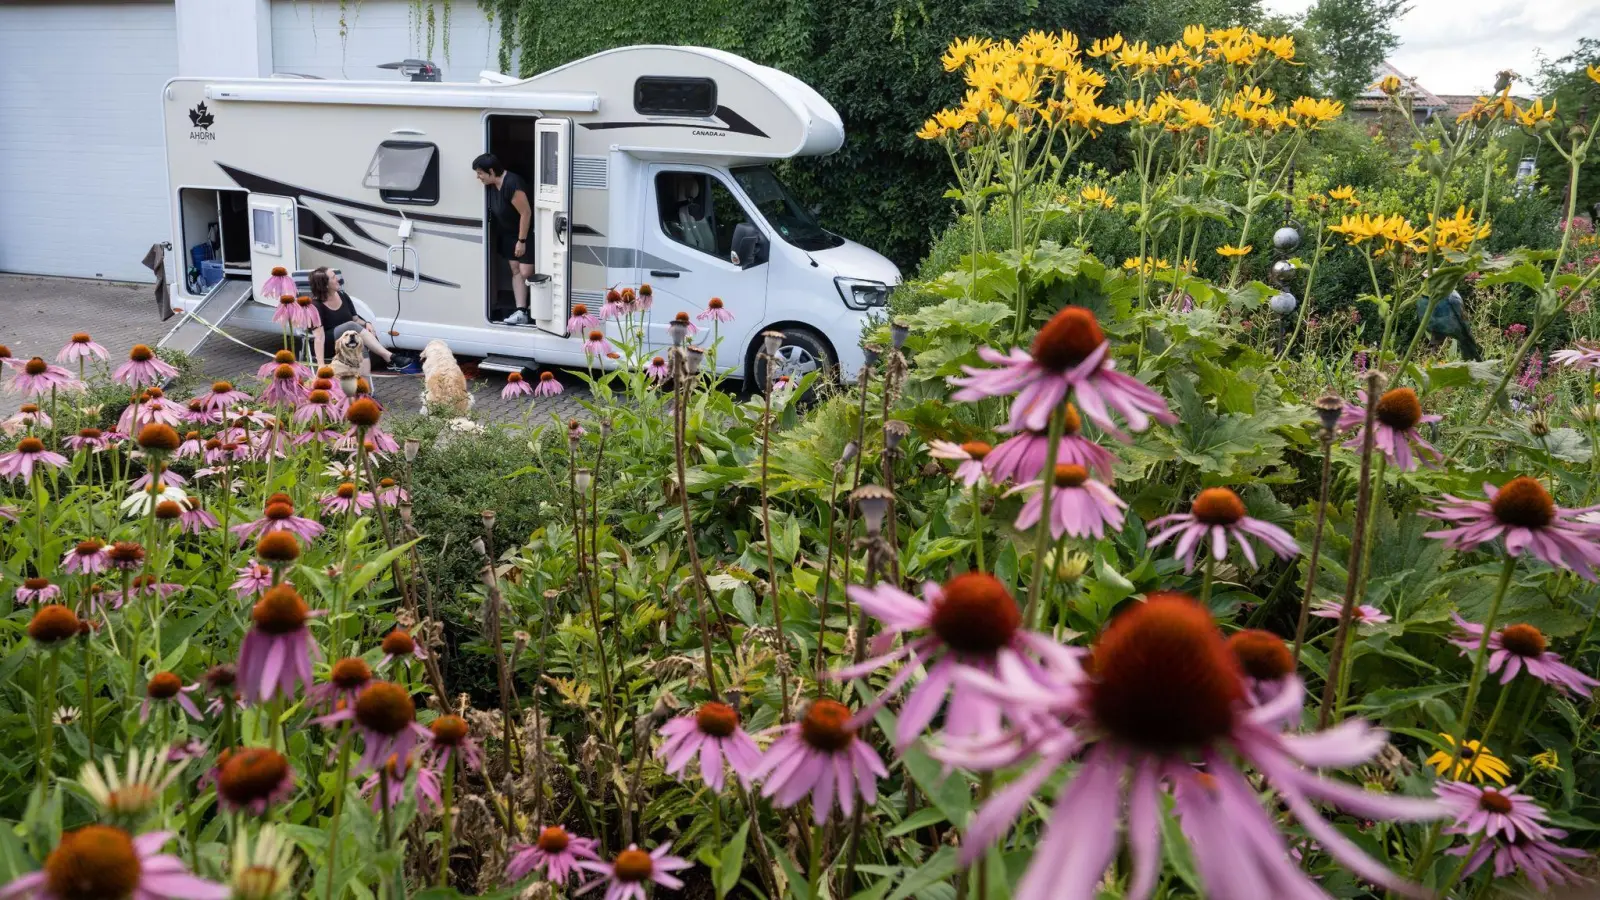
[1272,226,1301,250]
[1268,291,1298,314]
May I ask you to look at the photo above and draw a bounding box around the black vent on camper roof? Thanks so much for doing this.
[379,59,441,83]
[634,77,717,117]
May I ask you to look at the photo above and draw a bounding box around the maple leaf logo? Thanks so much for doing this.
[188,102,214,130]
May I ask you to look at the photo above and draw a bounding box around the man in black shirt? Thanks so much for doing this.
[473,153,536,325]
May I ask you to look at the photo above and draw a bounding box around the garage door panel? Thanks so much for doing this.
[0,2,176,282]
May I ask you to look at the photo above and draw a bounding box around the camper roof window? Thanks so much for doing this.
[363,141,440,206]
[634,77,716,117]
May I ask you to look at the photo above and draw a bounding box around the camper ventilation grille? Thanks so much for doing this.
[572,289,606,304]
[572,156,608,190]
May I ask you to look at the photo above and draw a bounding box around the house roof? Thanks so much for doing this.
[1352,61,1449,110]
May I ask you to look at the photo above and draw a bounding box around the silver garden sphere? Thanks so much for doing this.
[1268,290,1299,314]
[1270,259,1297,280]
[1273,226,1301,251]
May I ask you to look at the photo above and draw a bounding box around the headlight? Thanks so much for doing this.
[835,277,891,310]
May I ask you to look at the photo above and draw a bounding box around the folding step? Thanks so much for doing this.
[157,278,254,356]
[477,355,537,374]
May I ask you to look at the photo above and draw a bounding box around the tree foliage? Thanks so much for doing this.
[1301,0,1408,100]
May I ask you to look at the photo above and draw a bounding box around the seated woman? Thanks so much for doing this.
[308,267,395,376]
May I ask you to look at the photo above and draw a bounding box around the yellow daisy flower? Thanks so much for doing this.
[1086,34,1124,58]
[1181,25,1207,51]
[1291,96,1344,125]
[1377,74,1403,95]
[915,117,947,141]
[1080,185,1116,209]
[1426,734,1510,785]
[1531,749,1562,772]
[1328,213,1387,245]
[942,37,994,73]
[1255,34,1297,62]
[1122,256,1172,275]
[1515,97,1556,128]
[1589,65,1600,85]
[1328,185,1358,203]
[1216,244,1253,258]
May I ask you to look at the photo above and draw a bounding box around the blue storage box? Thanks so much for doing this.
[199,260,224,289]
[190,242,213,269]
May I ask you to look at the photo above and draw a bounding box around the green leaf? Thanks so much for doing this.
[886,806,948,837]
[1357,683,1463,715]
[717,820,751,899]
[887,846,960,900]
[900,746,972,823]
[1476,262,1546,292]
[346,538,421,595]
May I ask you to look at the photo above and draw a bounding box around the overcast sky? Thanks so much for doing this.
[1261,0,1599,95]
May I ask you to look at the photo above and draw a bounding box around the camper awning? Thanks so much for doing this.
[204,81,599,113]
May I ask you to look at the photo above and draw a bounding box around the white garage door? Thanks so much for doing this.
[0,2,177,282]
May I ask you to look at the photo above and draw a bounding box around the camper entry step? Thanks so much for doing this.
[477,355,538,375]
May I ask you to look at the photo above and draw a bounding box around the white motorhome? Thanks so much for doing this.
[158,45,899,381]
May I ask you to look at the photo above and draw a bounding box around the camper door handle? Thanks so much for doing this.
[554,213,570,245]
[648,270,679,278]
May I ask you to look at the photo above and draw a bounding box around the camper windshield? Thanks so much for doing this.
[731,167,843,252]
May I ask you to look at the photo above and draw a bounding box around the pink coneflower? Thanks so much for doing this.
[502,372,533,399]
[372,477,407,507]
[362,753,442,815]
[582,330,615,358]
[64,427,110,453]
[637,283,654,311]
[928,440,990,486]
[426,714,483,773]
[185,401,223,426]
[175,430,205,459]
[1437,780,1552,841]
[125,575,183,603]
[231,563,273,597]
[167,739,208,763]
[600,289,626,321]
[118,397,184,433]
[15,577,60,605]
[1312,600,1391,624]
[1338,388,1440,471]
[1552,342,1600,370]
[1010,463,1128,540]
[535,371,564,397]
[576,844,691,899]
[195,380,253,414]
[3,404,52,435]
[320,482,373,516]
[63,539,110,574]
[256,350,310,381]
[56,332,108,365]
[1,437,69,481]
[656,702,762,791]
[672,310,699,338]
[291,295,320,329]
[271,294,296,328]
[1147,486,1299,573]
[293,390,340,427]
[141,671,202,722]
[231,500,326,545]
[1448,614,1599,696]
[697,296,735,322]
[1423,476,1600,579]
[950,307,1175,441]
[106,541,146,572]
[750,698,887,824]
[838,574,1064,748]
[263,267,296,300]
[506,826,601,885]
[129,467,188,493]
[643,356,670,383]
[308,657,372,712]
[313,680,431,772]
[9,357,82,398]
[984,405,1117,482]
[378,629,428,670]
[1448,827,1590,893]
[1226,629,1298,710]
[113,344,178,388]
[940,592,1445,899]
[0,506,14,523]
[238,585,321,703]
[178,498,218,535]
[260,364,308,407]
[0,825,228,900]
[215,747,296,815]
[567,304,599,334]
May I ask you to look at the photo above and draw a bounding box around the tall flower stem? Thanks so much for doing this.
[839,360,876,636]
[1200,557,1215,607]
[671,353,722,700]
[81,636,95,761]
[971,482,987,574]
[436,754,456,887]
[36,650,60,787]
[757,364,791,722]
[1317,371,1382,728]
[815,460,845,685]
[1293,428,1336,662]
[1024,406,1067,628]
[324,732,353,900]
[379,765,406,900]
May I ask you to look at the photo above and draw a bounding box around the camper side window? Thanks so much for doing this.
[362,141,440,206]
[654,172,752,264]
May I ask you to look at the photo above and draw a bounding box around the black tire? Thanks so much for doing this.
[748,326,835,390]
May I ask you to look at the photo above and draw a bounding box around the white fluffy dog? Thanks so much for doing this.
[419,339,474,418]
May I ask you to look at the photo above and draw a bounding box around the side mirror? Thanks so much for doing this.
[731,222,767,270]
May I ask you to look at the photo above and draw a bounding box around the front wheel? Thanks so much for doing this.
[748,326,835,390]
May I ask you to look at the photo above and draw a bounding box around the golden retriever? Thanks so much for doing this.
[419,339,473,418]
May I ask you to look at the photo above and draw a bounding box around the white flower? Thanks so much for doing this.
[121,482,187,517]
[323,460,358,480]
[231,824,298,900]
[80,747,185,818]
[53,706,80,725]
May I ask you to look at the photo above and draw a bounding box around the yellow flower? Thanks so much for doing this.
[915,117,946,140]
[1291,96,1344,125]
[1080,185,1116,209]
[1086,34,1124,58]
[1328,185,1358,203]
[1114,40,1159,71]
[1328,213,1387,245]
[1255,34,1297,62]
[1216,244,1252,258]
[942,37,994,72]
[996,76,1039,109]
[1381,215,1424,250]
[1427,734,1510,785]
[1237,86,1276,107]
[1172,98,1216,130]
[1515,97,1557,128]
[1122,256,1172,275]
[1425,205,1491,252]
[1181,24,1207,51]
[934,108,970,131]
[1211,40,1259,66]
[1377,74,1403,95]
[1589,65,1600,85]
[1531,749,1562,772]
[1207,26,1248,44]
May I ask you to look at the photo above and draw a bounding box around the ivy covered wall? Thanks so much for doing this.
[479,0,1136,269]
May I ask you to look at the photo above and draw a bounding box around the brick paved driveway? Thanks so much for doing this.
[0,274,593,421]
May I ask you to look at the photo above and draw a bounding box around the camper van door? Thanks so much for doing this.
[531,118,573,336]
[248,194,299,296]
